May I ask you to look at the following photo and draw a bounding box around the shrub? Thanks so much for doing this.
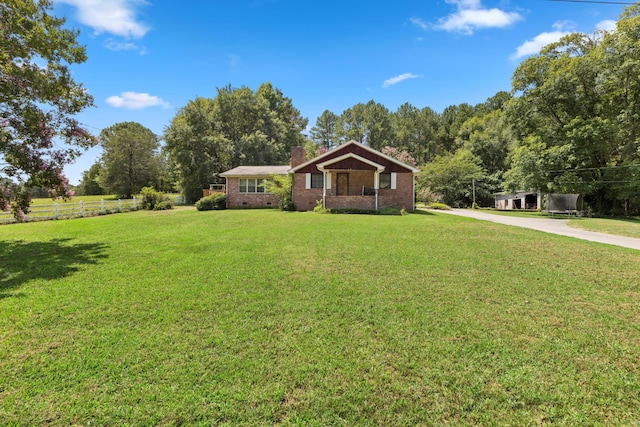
[328,207,403,215]
[262,174,295,211]
[429,203,451,210]
[279,198,295,211]
[416,187,437,204]
[140,187,173,211]
[196,193,226,211]
[378,207,403,216]
[153,199,174,211]
[313,200,329,214]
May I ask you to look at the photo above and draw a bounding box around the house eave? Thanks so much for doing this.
[288,140,420,173]
[316,152,385,172]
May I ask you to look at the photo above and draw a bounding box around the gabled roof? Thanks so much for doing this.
[219,165,289,177]
[288,140,420,173]
[317,152,385,172]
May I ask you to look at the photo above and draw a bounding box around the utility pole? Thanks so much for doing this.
[472,178,476,207]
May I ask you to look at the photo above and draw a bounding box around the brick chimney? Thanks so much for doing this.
[291,146,307,168]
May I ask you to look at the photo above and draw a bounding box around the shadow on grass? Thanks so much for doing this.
[0,238,109,299]
[411,209,435,216]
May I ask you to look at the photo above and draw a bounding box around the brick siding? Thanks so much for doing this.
[292,171,415,211]
[292,173,323,210]
[226,177,281,209]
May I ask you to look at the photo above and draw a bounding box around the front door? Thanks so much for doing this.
[337,173,349,196]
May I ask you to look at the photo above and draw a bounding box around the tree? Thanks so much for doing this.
[99,122,160,198]
[76,162,105,196]
[435,103,476,154]
[463,112,512,175]
[362,100,393,150]
[310,110,339,149]
[165,83,308,203]
[380,146,416,167]
[337,103,366,144]
[0,0,96,219]
[255,82,308,154]
[392,103,439,164]
[165,97,231,204]
[417,149,484,207]
[262,173,294,210]
[503,12,640,214]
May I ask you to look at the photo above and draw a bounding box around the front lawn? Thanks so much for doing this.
[568,216,640,239]
[1,209,638,425]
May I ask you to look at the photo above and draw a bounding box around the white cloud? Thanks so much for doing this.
[104,39,147,54]
[434,0,522,35]
[106,92,171,109]
[552,20,576,32]
[511,21,575,60]
[511,31,569,60]
[409,17,429,31]
[596,19,617,32]
[382,73,420,88]
[55,0,149,38]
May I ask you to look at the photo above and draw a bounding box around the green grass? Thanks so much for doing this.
[29,194,184,206]
[568,217,640,239]
[474,208,550,218]
[474,208,640,239]
[1,209,639,425]
[29,194,120,206]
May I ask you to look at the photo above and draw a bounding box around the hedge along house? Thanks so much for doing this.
[289,140,420,212]
[219,165,289,209]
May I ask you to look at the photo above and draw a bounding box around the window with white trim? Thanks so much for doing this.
[239,178,269,193]
[310,173,324,188]
[379,173,391,189]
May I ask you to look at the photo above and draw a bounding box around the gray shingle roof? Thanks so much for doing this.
[219,165,290,177]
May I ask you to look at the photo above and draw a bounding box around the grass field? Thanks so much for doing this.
[568,217,640,239]
[473,208,640,239]
[28,195,121,206]
[1,209,639,425]
[27,194,185,206]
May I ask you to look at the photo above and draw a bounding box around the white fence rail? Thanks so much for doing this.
[0,196,186,224]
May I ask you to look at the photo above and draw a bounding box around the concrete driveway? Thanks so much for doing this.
[432,209,640,251]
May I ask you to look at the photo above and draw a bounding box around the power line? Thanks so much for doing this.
[546,0,636,4]
[543,164,640,173]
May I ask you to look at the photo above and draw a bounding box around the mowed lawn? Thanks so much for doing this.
[1,209,638,426]
[568,216,640,239]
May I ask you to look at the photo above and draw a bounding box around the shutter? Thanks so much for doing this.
[391,173,397,190]
[305,173,311,189]
[326,172,331,190]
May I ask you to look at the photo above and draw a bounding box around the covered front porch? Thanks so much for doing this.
[317,153,389,210]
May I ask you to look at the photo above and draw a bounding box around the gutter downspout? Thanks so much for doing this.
[413,172,418,212]
[374,170,380,211]
[373,166,384,210]
[318,166,327,209]
[224,177,229,209]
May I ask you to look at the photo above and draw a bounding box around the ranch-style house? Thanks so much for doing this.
[217,140,420,212]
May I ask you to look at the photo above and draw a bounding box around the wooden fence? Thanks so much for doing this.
[0,195,186,224]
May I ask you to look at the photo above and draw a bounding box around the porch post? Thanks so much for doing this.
[322,169,327,209]
[374,171,380,210]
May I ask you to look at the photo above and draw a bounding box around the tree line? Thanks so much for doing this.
[82,6,640,215]
[5,0,640,216]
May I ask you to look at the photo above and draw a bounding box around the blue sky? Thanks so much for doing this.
[51,0,626,185]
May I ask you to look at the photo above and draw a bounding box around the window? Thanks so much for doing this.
[311,173,324,188]
[379,173,391,189]
[239,178,269,193]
